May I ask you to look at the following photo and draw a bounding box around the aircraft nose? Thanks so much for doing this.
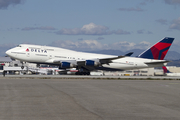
[5,49,11,56]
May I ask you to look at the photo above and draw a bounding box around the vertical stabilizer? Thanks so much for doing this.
[162,66,171,73]
[138,37,174,60]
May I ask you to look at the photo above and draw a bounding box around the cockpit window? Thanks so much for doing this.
[17,45,22,47]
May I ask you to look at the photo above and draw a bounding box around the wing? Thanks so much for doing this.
[48,55,125,68]
[77,55,125,65]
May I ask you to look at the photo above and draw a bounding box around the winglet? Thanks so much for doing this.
[138,37,174,60]
[124,52,133,56]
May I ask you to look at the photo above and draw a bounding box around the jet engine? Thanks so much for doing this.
[85,60,100,66]
[61,61,77,68]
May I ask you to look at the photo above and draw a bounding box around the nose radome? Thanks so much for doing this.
[5,50,11,56]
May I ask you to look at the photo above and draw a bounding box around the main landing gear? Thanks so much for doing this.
[75,67,90,75]
[75,72,90,75]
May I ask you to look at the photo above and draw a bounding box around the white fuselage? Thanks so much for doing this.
[165,73,180,76]
[6,44,167,71]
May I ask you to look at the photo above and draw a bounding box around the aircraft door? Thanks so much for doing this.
[27,53,30,57]
[26,48,30,57]
[49,55,52,59]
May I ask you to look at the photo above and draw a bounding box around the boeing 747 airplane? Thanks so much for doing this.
[6,37,174,75]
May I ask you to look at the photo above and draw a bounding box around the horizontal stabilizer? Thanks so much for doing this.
[145,60,170,65]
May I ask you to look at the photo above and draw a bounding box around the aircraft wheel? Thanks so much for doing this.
[75,72,79,75]
[79,72,82,75]
[21,66,24,69]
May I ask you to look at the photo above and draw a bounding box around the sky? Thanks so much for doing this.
[0,0,180,54]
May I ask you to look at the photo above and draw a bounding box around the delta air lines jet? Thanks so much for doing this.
[162,66,180,76]
[6,37,174,75]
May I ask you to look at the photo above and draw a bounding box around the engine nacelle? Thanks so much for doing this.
[61,62,77,68]
[85,60,100,66]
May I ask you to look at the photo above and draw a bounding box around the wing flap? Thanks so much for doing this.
[51,55,125,65]
[99,55,125,64]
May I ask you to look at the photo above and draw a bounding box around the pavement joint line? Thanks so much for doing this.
[0,75,180,80]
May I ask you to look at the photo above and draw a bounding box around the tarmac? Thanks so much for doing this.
[0,75,180,120]
[1,74,180,80]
